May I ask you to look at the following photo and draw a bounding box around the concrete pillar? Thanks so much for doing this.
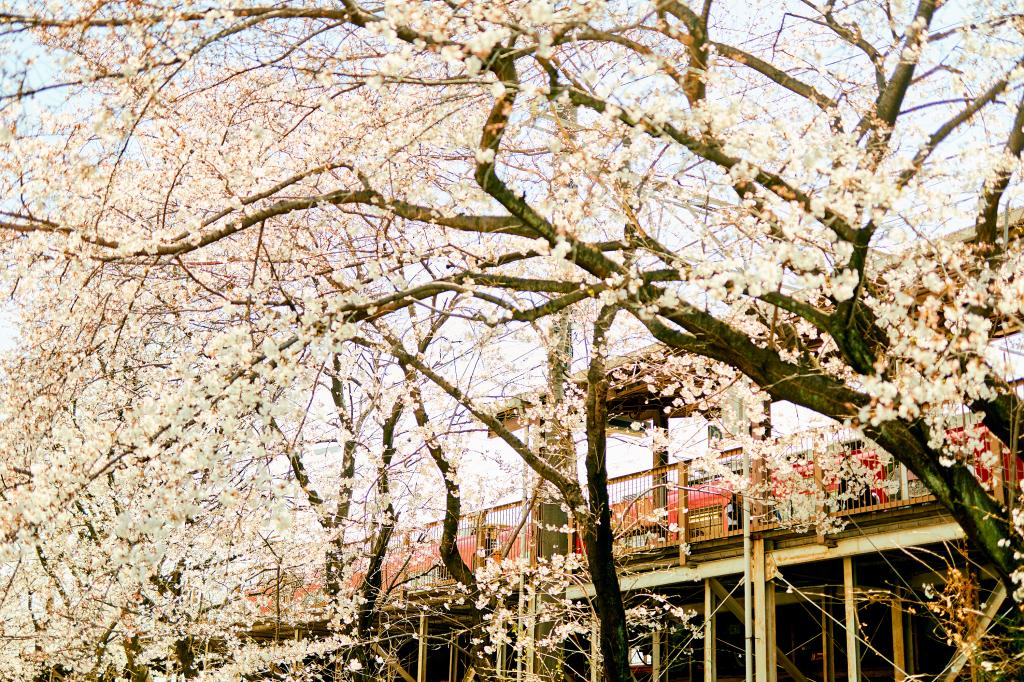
[704,580,716,682]
[843,557,860,682]
[753,540,774,675]
[753,539,775,682]
[754,539,767,682]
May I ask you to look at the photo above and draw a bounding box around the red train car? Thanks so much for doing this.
[361,425,1022,588]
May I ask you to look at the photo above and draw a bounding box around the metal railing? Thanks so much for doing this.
[376,426,1015,592]
[607,464,681,553]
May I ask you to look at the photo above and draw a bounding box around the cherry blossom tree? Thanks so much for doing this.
[0,0,1022,679]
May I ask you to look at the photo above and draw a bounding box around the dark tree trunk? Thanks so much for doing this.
[581,308,632,682]
[408,378,493,682]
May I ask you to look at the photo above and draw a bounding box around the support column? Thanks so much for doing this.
[891,592,905,682]
[417,614,427,682]
[752,539,777,682]
[709,579,807,682]
[843,557,860,682]
[767,580,777,680]
[652,630,661,682]
[753,539,767,682]
[449,633,458,682]
[821,588,834,682]
[906,600,916,678]
[525,592,536,678]
[704,580,716,682]
[814,452,826,545]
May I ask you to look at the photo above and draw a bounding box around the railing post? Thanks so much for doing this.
[989,432,1006,505]
[898,463,910,502]
[751,453,767,530]
[474,512,486,570]
[679,461,690,566]
[651,467,668,550]
[653,411,670,468]
[1009,432,1018,513]
[567,511,576,571]
[813,452,826,545]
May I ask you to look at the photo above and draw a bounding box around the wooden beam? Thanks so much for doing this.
[372,643,417,682]
[417,614,427,682]
[906,599,917,678]
[843,557,860,682]
[566,520,965,599]
[708,579,809,682]
[938,582,1007,682]
[891,592,905,682]
[704,580,716,682]
[652,629,661,682]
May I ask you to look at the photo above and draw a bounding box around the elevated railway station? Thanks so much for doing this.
[246,342,1023,682]
[333,420,1013,682]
